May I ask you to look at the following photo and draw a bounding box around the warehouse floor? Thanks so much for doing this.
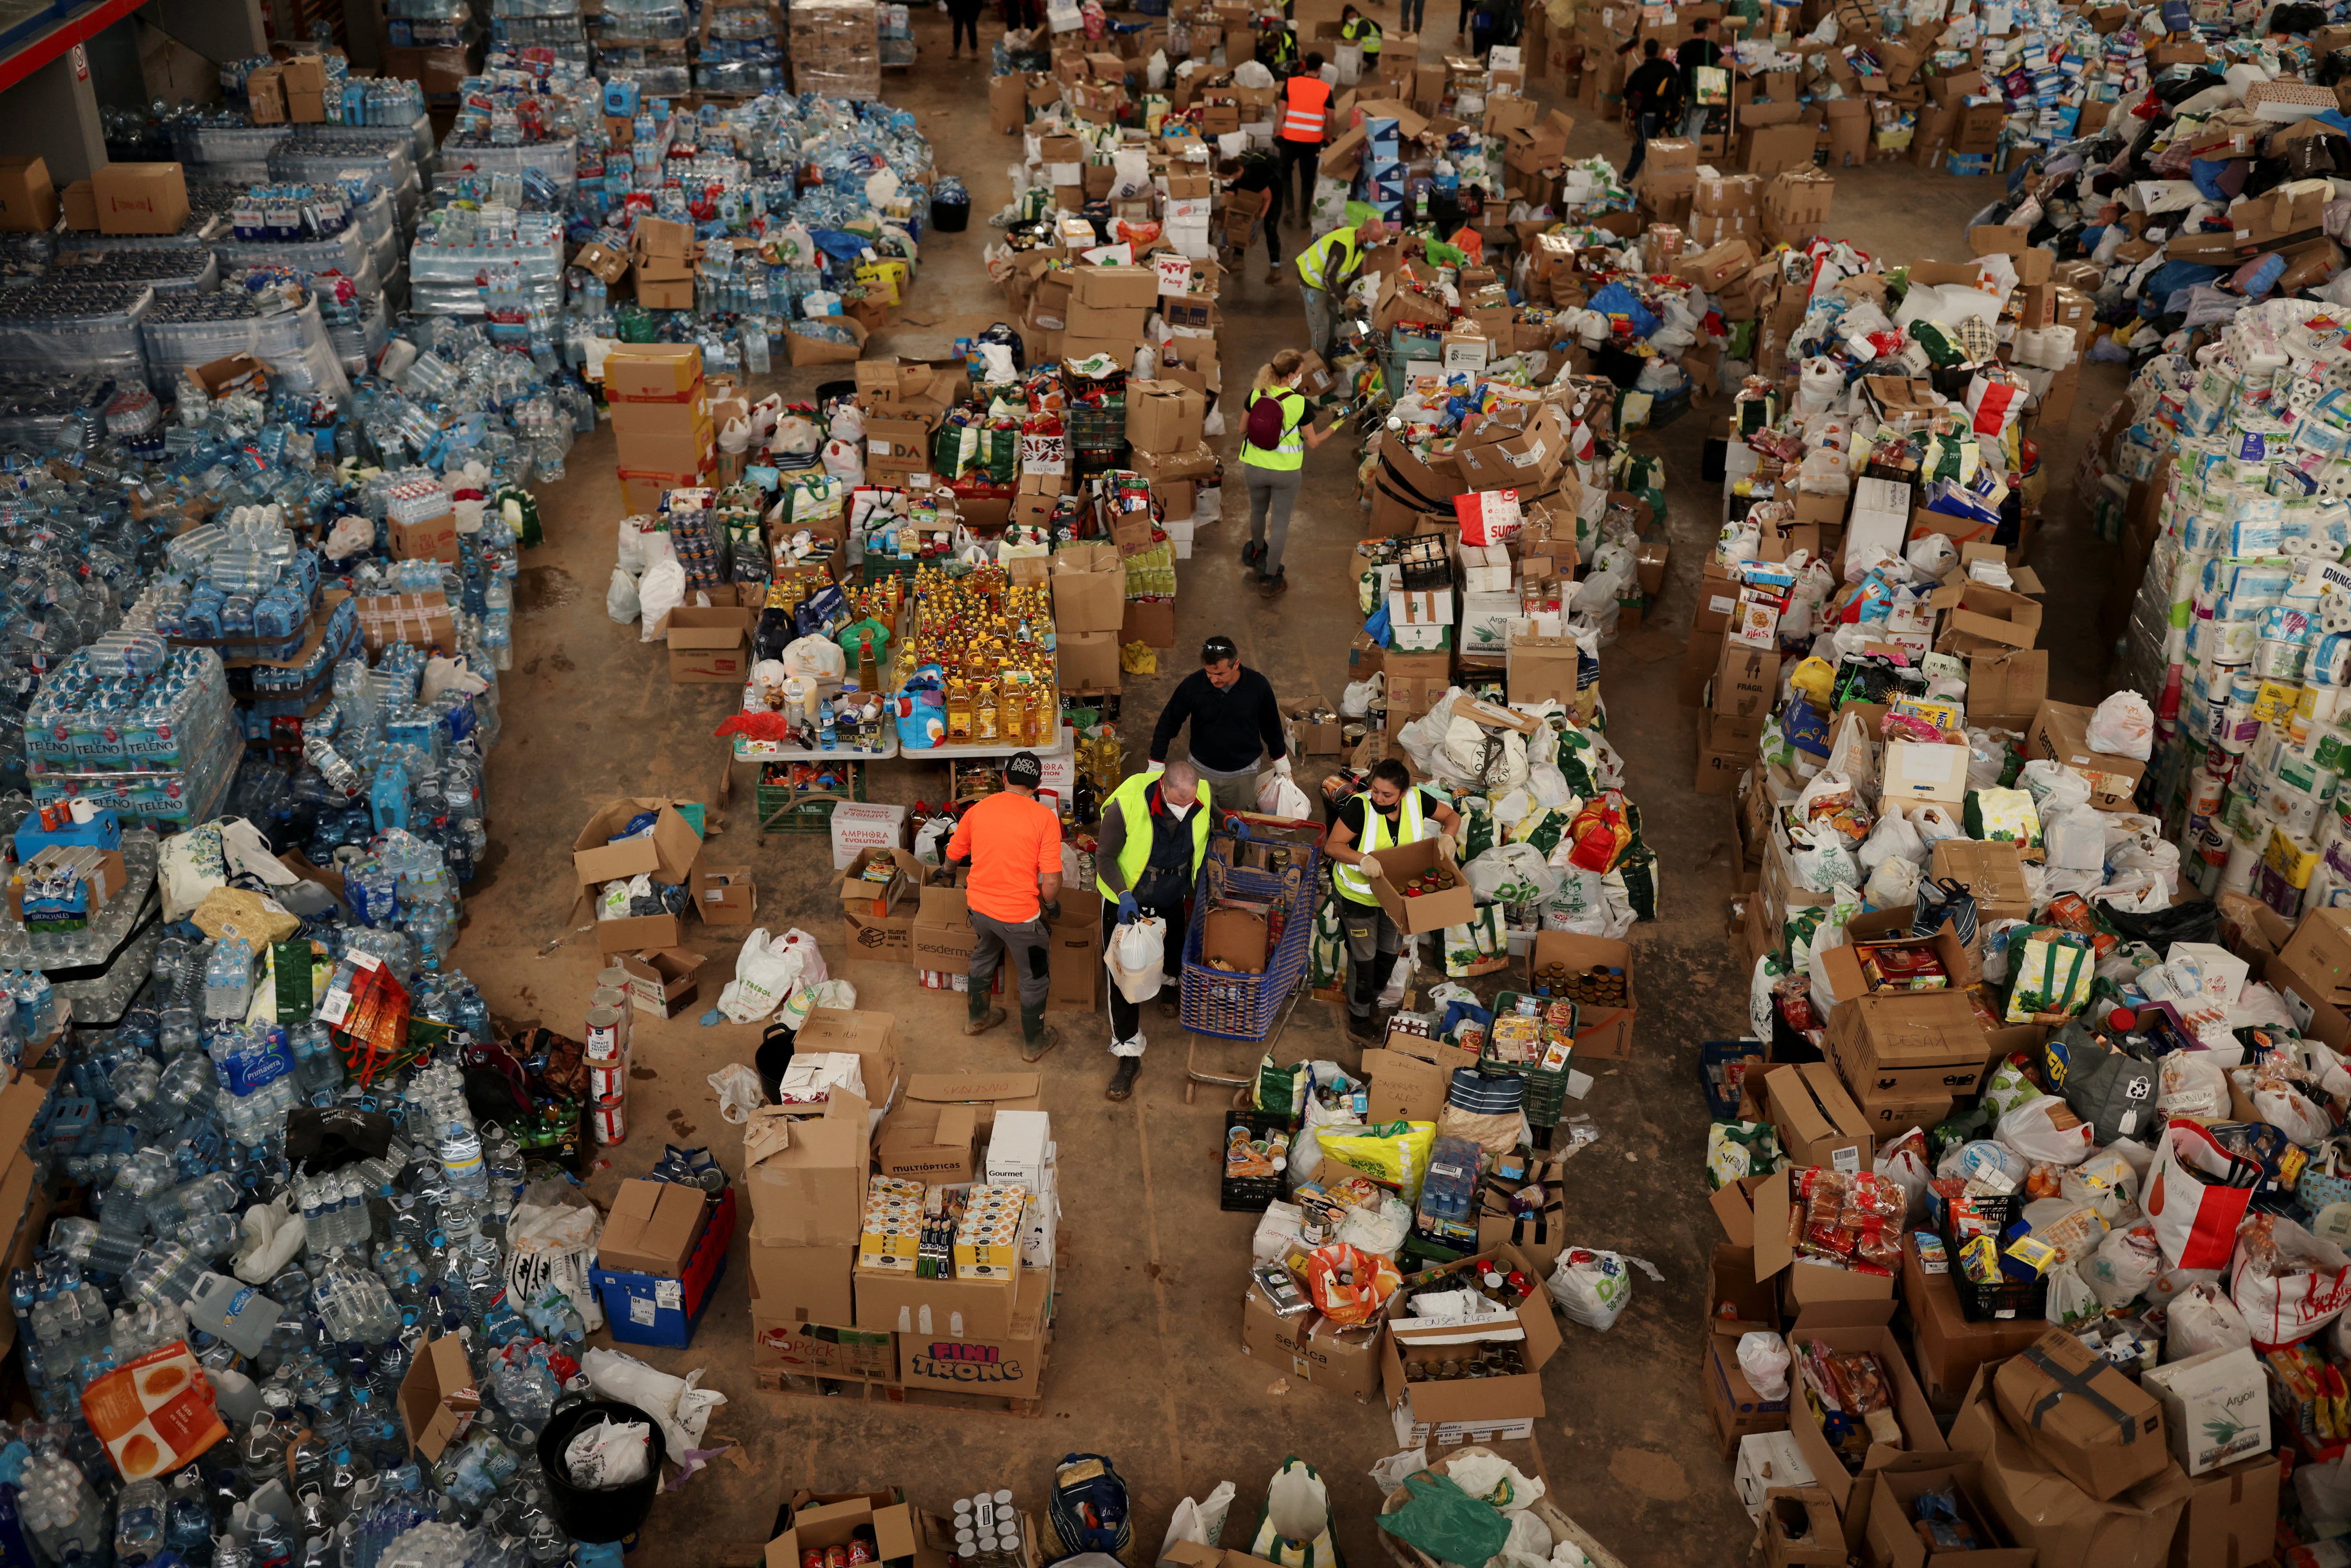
[450,18,2127,1564]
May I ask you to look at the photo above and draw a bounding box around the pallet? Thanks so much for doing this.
[753,1366,1046,1416]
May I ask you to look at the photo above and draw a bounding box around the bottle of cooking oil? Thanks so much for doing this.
[975,680,1000,743]
[946,676,973,740]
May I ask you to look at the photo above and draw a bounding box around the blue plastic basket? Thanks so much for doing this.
[1699,1039,1766,1121]
[1179,827,1319,1043]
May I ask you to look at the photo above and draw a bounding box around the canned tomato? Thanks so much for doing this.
[585,1005,625,1060]
[587,1058,628,1099]
[590,1094,627,1145]
[847,1539,875,1565]
[825,1546,850,1568]
[803,1552,825,1568]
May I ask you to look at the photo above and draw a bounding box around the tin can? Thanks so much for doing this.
[590,1094,628,1145]
[585,1005,625,1060]
[825,1547,850,1568]
[591,984,632,1025]
[848,1540,875,1565]
[804,1552,826,1568]
[587,1058,628,1099]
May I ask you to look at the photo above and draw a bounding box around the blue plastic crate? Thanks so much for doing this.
[1699,1039,1766,1121]
[590,1187,733,1347]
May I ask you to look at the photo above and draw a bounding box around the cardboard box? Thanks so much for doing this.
[897,1278,1049,1397]
[1967,648,2050,732]
[1996,1328,2171,1501]
[597,1179,711,1276]
[572,797,702,891]
[1824,986,1987,1099]
[910,882,978,969]
[1364,1032,1478,1125]
[1125,380,1206,452]
[1521,930,1636,1058]
[1746,1167,1898,1309]
[1950,1371,2194,1568]
[2028,700,2147,813]
[2142,1346,2268,1478]
[856,1262,1020,1340]
[828,801,908,872]
[750,1304,895,1383]
[1242,1281,1384,1400]
[1880,736,1970,807]
[387,512,459,565]
[92,162,189,236]
[60,181,95,232]
[1368,835,1475,935]
[1705,1327,1791,1453]
[1866,1462,2034,1567]
[0,157,57,233]
[1057,629,1122,693]
[397,1335,479,1462]
[1713,643,1778,722]
[1901,1234,2051,1397]
[1698,709,1756,798]
[1072,264,1161,309]
[619,948,704,1018]
[766,1498,922,1568]
[692,862,756,926]
[1049,540,1126,633]
[1760,1062,1873,1174]
[1760,1488,1844,1567]
[1049,894,1102,1009]
[604,343,704,400]
[1382,1243,1562,1429]
[665,605,757,683]
[1928,838,2033,924]
[743,1093,870,1247]
[2167,1453,2280,1568]
[1781,1297,1948,1509]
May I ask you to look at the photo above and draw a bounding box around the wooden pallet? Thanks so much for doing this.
[753,1366,1046,1416]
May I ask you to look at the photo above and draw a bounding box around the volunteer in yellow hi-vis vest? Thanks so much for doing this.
[1294,216,1388,363]
[1324,758,1462,1041]
[1239,349,1335,598]
[1093,762,1212,1102]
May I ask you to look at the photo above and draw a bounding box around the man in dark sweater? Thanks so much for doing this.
[1620,38,1683,182]
[1148,634,1290,806]
[1677,18,1721,139]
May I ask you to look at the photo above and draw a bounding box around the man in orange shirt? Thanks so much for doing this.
[945,751,1065,1061]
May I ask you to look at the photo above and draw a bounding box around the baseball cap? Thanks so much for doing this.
[1005,751,1043,788]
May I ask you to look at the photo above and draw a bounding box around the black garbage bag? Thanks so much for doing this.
[2095,895,2219,957]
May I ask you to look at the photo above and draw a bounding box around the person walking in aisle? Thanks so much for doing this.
[1396,0,1424,37]
[1095,761,1212,1102]
[1239,350,1334,595]
[946,751,1064,1061]
[1148,635,1292,807]
[1219,153,1287,282]
[1277,54,1332,224]
[1678,18,1721,139]
[948,0,987,56]
[1324,759,1463,1040]
[1619,37,1683,182]
[1295,214,1388,361]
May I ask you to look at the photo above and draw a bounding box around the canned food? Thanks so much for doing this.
[804,1551,826,1568]
[587,1059,627,1099]
[590,1094,627,1145]
[848,1539,876,1564]
[585,1005,625,1059]
[826,1545,850,1568]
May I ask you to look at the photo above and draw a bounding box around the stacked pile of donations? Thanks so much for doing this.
[0,95,822,1568]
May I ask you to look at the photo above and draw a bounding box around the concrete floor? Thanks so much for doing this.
[453,21,2125,1565]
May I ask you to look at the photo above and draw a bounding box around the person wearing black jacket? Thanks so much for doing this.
[1148,635,1291,806]
[1621,38,1683,182]
[1677,19,1722,138]
[1220,153,1285,280]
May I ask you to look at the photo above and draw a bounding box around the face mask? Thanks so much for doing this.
[1166,797,1194,821]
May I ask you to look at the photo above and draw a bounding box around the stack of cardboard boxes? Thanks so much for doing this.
[1123,378,1211,560]
[590,1176,736,1346]
[606,342,713,516]
[745,1011,1064,1402]
[628,216,696,312]
[789,0,881,99]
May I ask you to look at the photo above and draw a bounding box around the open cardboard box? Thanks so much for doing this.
[2028,699,2148,812]
[1865,1458,2035,1567]
[397,1334,480,1462]
[618,947,704,1017]
[1382,1243,1562,1428]
[1363,1031,1483,1123]
[1750,1167,1899,1309]
[1757,1061,1873,1174]
[1369,835,1475,935]
[1521,931,1636,1058]
[767,1497,929,1568]
[1781,1297,1948,1512]
[744,1087,872,1247]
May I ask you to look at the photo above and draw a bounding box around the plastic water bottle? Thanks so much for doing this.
[437,1123,488,1201]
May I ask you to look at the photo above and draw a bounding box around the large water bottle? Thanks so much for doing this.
[437,1122,488,1201]
[124,1240,206,1308]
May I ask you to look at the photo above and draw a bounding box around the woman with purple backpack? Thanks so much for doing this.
[1237,349,1336,598]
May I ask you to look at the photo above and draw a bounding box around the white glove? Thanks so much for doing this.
[1147,759,1166,774]
[1274,756,1293,776]
[1438,832,1458,862]
[1357,854,1382,880]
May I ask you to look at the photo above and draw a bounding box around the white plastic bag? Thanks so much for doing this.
[1106,917,1168,1003]
[1857,810,1926,872]
[1160,1482,1239,1562]
[2046,1264,2099,1325]
[562,1418,652,1489]
[2089,690,2156,760]
[1257,773,1313,819]
[717,927,823,1024]
[606,567,640,623]
[2081,1224,2162,1309]
[2159,1050,2232,1119]
[704,1064,768,1124]
[1864,854,1920,908]
[579,1347,724,1478]
[1544,1247,1658,1331]
[505,1194,605,1332]
[637,559,686,640]
[1995,1095,2097,1166]
[1736,1332,1790,1400]
[1464,843,1562,906]
[2169,1280,2254,1360]
[782,635,848,682]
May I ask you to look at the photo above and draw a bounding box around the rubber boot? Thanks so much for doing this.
[965,996,1006,1036]
[1019,1002,1060,1062]
[1107,1056,1141,1101]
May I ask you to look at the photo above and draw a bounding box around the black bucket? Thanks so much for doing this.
[538,1398,670,1544]
[932,195,970,233]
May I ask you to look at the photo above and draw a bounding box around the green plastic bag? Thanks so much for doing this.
[1377,1474,1509,1568]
